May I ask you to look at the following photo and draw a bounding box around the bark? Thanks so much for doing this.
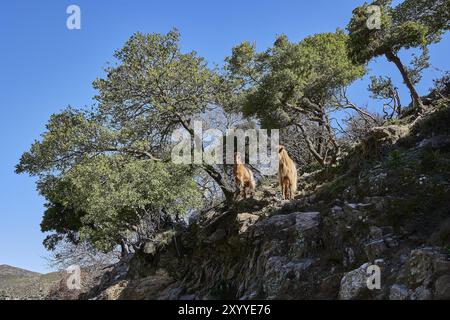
[385,50,424,113]
[295,123,326,166]
[119,239,130,258]
[175,113,235,204]
[202,164,235,204]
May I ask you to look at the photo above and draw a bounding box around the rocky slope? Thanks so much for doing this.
[0,265,61,300]
[77,89,450,300]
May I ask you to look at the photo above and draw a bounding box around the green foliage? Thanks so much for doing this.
[42,156,200,252]
[407,48,430,85]
[16,30,212,252]
[369,76,397,100]
[93,29,221,130]
[347,0,449,73]
[393,0,450,44]
[24,136,202,252]
[17,109,115,176]
[226,30,366,128]
[347,0,449,112]
[347,0,429,64]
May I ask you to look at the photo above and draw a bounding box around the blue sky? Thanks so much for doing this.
[0,1,448,273]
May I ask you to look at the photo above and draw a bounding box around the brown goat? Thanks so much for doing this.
[233,152,256,199]
[278,145,297,200]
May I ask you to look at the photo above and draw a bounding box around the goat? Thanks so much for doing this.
[278,145,297,200]
[233,152,256,199]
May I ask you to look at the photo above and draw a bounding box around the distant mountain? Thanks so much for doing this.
[0,265,41,278]
[0,265,60,300]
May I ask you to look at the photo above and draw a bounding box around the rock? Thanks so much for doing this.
[94,280,129,300]
[369,226,383,239]
[343,247,356,267]
[118,271,174,300]
[434,275,450,299]
[433,259,450,274]
[179,294,197,300]
[331,205,344,217]
[406,248,442,287]
[417,135,450,150]
[344,203,358,211]
[236,213,259,234]
[357,203,375,210]
[369,125,410,144]
[290,212,321,259]
[339,263,370,300]
[363,196,386,212]
[294,212,320,233]
[374,259,385,268]
[365,239,387,261]
[263,256,315,299]
[143,230,176,254]
[395,247,450,299]
[384,236,399,248]
[389,284,411,300]
[411,285,432,300]
[252,212,320,240]
[380,226,394,236]
[207,229,227,242]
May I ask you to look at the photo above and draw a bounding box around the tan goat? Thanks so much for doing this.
[233,152,256,199]
[278,145,297,200]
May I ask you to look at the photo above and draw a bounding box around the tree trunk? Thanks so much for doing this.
[385,50,424,114]
[295,123,326,167]
[202,163,235,204]
[119,239,130,258]
[177,115,235,204]
[323,113,341,164]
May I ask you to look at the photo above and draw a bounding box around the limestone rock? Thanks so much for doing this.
[435,275,450,299]
[339,263,370,300]
[389,284,411,300]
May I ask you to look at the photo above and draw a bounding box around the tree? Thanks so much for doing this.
[347,0,450,114]
[17,109,201,254]
[92,29,235,201]
[393,0,450,43]
[18,30,242,253]
[369,76,402,119]
[45,239,119,271]
[225,30,367,166]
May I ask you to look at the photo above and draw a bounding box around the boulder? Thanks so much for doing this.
[339,263,370,300]
[389,284,411,300]
[435,275,450,299]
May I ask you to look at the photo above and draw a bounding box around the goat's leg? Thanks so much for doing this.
[238,180,245,198]
[284,184,288,200]
[286,181,291,199]
[234,178,242,199]
[284,180,290,200]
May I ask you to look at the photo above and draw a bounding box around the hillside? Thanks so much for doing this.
[0,265,40,278]
[74,86,450,300]
[0,265,61,300]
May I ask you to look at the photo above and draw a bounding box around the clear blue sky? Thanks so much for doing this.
[0,1,448,273]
